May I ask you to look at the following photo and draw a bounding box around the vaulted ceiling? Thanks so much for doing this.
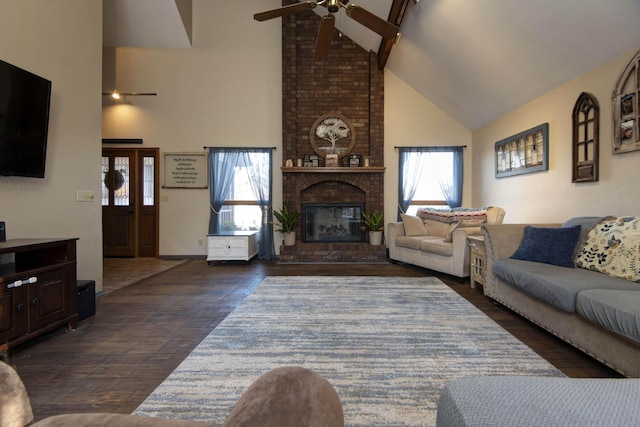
[103,0,640,130]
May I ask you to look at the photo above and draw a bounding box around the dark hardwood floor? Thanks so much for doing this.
[5,259,621,422]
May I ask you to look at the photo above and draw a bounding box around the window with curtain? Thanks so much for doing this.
[397,146,463,219]
[220,155,263,232]
[208,148,274,260]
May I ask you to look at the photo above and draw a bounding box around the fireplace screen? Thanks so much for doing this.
[302,203,364,243]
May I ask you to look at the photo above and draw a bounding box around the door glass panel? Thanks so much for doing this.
[114,156,130,206]
[142,156,154,206]
[101,156,109,206]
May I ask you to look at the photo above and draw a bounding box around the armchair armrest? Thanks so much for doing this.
[387,222,405,256]
[450,226,482,275]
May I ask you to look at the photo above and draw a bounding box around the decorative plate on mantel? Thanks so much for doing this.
[309,112,356,159]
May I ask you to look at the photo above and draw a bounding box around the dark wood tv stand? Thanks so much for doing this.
[0,238,78,353]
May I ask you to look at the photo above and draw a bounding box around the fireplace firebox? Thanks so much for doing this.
[302,203,364,243]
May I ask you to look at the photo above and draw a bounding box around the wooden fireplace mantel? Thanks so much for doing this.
[281,167,385,173]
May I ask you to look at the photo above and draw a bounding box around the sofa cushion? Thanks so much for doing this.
[576,289,640,344]
[437,376,640,427]
[494,259,640,312]
[395,235,428,250]
[423,219,452,237]
[510,225,581,268]
[395,235,454,256]
[575,216,640,282]
[400,214,428,236]
[561,216,603,258]
[485,206,506,224]
[419,238,453,257]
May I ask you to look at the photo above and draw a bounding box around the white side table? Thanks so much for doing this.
[207,231,259,263]
[467,235,486,289]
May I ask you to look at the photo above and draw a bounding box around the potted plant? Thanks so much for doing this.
[360,211,384,245]
[271,203,300,246]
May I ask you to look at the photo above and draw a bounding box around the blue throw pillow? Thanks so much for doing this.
[510,225,581,268]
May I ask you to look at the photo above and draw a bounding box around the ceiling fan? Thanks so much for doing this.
[254,1,400,60]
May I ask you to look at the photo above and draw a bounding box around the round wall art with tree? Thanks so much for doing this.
[309,112,356,159]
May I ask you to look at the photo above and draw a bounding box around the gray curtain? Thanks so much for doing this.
[242,149,275,260]
[208,148,241,234]
[397,146,464,220]
[398,149,423,220]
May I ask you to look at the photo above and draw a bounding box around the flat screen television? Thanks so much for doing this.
[0,59,52,178]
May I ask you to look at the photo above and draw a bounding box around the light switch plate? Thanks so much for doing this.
[76,190,95,202]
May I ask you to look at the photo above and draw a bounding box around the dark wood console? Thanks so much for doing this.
[0,238,78,352]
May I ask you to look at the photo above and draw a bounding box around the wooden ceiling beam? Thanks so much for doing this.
[377,0,411,70]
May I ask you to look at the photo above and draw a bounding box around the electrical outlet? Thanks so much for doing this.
[76,190,95,202]
[198,239,203,246]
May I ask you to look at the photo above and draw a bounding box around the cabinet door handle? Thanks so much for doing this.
[7,277,37,288]
[16,302,24,313]
[30,297,39,307]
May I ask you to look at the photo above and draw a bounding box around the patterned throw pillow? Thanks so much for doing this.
[574,216,640,282]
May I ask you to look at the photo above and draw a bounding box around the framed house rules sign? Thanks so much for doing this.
[163,152,208,189]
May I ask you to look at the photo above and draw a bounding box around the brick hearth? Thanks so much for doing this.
[279,1,386,263]
[279,241,387,263]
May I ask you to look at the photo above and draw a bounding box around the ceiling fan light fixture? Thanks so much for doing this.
[253,0,397,60]
[327,0,340,13]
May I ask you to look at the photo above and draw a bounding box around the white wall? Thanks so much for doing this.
[472,45,640,223]
[384,71,473,224]
[0,2,103,289]
[102,2,477,256]
[102,0,282,256]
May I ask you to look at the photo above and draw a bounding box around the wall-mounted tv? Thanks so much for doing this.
[0,59,52,178]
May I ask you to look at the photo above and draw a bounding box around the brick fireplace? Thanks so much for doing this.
[279,1,386,263]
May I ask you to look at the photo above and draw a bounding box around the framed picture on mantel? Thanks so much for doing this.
[348,154,362,167]
[325,154,339,167]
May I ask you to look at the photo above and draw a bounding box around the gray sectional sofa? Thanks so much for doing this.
[481,216,640,377]
[435,216,640,426]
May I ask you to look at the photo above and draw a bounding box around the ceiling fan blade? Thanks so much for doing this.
[315,14,335,60]
[345,5,399,39]
[254,1,317,21]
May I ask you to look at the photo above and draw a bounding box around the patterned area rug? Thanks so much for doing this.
[135,276,563,426]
